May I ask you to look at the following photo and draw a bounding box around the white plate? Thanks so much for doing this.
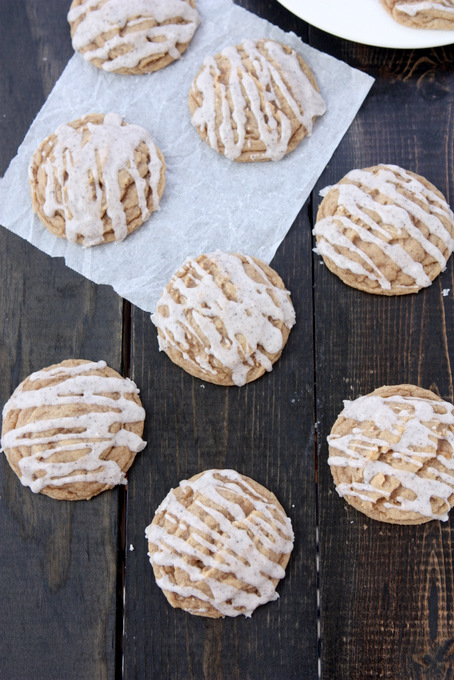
[276,0,454,48]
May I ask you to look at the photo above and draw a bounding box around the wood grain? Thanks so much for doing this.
[0,2,124,679]
[2,1,454,679]
[122,5,317,677]
[123,212,318,680]
[309,29,454,680]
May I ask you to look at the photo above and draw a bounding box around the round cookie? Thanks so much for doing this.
[68,0,200,75]
[380,0,454,30]
[151,251,296,386]
[1,359,146,501]
[328,384,454,524]
[313,164,454,295]
[145,469,294,618]
[29,113,165,247]
[189,38,326,162]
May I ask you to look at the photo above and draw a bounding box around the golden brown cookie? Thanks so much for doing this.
[1,359,146,501]
[146,469,294,618]
[380,0,454,29]
[68,0,200,74]
[29,113,165,247]
[328,384,454,524]
[151,251,296,386]
[313,164,454,295]
[189,39,326,162]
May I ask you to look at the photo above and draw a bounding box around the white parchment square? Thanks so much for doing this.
[0,0,374,313]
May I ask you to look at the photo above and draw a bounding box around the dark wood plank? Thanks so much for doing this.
[123,5,316,672]
[7,1,454,679]
[124,213,317,680]
[123,4,318,676]
[0,2,125,678]
[309,31,454,680]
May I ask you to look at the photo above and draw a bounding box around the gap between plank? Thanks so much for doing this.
[115,231,322,677]
[115,299,132,680]
[309,188,322,680]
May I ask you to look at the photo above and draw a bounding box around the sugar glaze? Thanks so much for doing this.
[151,252,296,386]
[69,0,200,72]
[33,112,163,247]
[190,39,326,161]
[146,469,294,617]
[395,1,454,17]
[328,392,454,520]
[314,165,454,291]
[2,360,146,493]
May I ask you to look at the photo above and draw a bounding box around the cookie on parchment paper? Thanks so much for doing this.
[151,251,296,386]
[146,469,294,618]
[380,0,454,30]
[68,0,201,74]
[29,113,165,247]
[189,38,326,162]
[313,164,454,295]
[328,384,454,524]
[1,359,146,501]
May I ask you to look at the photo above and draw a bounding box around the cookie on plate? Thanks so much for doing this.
[68,0,200,74]
[189,39,326,162]
[1,359,146,501]
[328,384,454,524]
[146,469,294,618]
[313,164,454,295]
[29,113,165,247]
[380,0,454,29]
[151,251,296,386]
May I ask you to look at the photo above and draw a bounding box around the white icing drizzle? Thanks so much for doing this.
[314,164,454,291]
[146,469,294,618]
[190,39,326,161]
[151,252,296,386]
[1,360,146,493]
[33,113,163,247]
[328,392,454,520]
[395,1,454,17]
[68,0,200,72]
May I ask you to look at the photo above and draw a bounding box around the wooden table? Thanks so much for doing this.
[1,2,454,679]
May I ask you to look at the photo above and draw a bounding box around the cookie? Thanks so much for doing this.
[68,0,200,74]
[1,359,146,501]
[151,251,296,386]
[313,164,454,295]
[189,39,326,162]
[29,113,165,247]
[328,384,454,524]
[145,469,294,618]
[380,0,454,29]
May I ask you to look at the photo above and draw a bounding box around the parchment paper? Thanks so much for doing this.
[0,0,374,313]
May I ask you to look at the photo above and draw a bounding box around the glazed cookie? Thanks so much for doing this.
[189,39,326,162]
[151,251,296,386]
[313,164,454,295]
[380,0,454,29]
[1,360,146,501]
[328,384,454,524]
[29,113,165,247]
[68,0,200,74]
[146,469,294,618]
